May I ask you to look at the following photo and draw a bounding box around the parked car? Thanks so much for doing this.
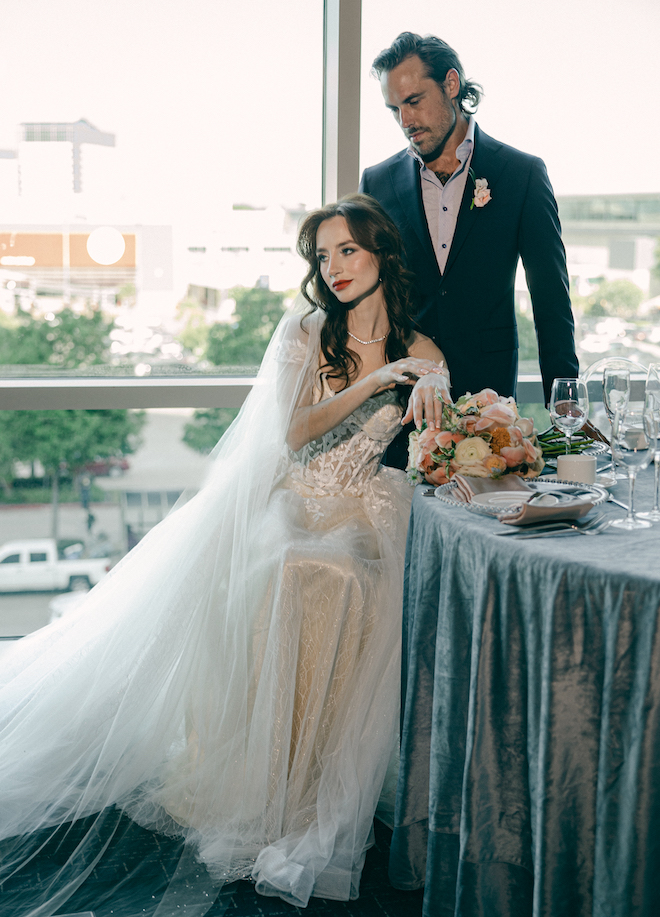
[48,590,90,622]
[0,539,110,593]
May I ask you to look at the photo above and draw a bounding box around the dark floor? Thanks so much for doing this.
[2,814,423,917]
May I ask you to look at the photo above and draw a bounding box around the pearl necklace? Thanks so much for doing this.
[347,330,388,346]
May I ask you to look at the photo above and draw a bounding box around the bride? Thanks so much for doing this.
[0,194,447,915]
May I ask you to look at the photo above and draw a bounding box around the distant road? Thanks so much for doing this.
[0,592,54,637]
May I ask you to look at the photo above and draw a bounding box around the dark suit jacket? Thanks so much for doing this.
[359,125,579,406]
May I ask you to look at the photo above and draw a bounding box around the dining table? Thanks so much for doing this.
[389,467,660,917]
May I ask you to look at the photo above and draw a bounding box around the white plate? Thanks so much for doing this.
[540,472,617,489]
[471,491,538,509]
[434,479,608,518]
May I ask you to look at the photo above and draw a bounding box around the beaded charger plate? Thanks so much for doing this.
[433,479,609,518]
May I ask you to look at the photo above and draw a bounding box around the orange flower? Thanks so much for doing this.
[484,454,507,475]
[489,427,511,454]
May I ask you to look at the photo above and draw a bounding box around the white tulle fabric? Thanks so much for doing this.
[0,305,412,915]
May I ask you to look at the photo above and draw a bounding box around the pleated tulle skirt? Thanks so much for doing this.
[0,466,412,914]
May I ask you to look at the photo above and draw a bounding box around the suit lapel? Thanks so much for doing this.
[389,152,440,279]
[444,126,505,276]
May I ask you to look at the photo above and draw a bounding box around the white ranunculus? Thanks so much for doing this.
[454,437,492,465]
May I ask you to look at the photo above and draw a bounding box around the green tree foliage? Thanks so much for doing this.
[515,306,540,363]
[575,279,644,318]
[0,309,144,527]
[175,298,209,358]
[0,307,113,368]
[182,408,239,455]
[206,286,287,367]
[0,410,142,477]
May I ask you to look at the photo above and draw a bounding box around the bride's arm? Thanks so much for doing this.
[286,355,443,452]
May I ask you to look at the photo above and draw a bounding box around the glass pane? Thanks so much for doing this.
[0,1,322,378]
[0,407,211,638]
[360,2,660,377]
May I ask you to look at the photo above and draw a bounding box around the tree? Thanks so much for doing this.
[205,286,287,367]
[0,409,143,537]
[0,307,144,537]
[575,279,644,318]
[0,307,114,368]
[182,408,239,455]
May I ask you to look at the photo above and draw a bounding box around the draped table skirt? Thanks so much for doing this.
[390,471,660,917]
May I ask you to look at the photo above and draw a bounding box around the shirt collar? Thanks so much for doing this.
[407,115,476,170]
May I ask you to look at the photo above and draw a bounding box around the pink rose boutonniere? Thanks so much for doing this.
[469,168,491,209]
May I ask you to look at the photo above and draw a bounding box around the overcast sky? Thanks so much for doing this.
[1,0,659,227]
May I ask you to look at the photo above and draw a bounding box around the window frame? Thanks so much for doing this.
[0,1,546,412]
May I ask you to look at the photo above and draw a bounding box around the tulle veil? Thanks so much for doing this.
[0,300,339,916]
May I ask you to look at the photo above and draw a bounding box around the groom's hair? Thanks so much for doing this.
[372,32,482,115]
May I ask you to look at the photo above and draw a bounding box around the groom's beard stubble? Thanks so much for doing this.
[411,107,458,166]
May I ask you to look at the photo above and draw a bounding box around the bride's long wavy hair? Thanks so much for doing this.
[297,193,417,392]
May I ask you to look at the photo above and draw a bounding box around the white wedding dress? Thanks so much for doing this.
[0,308,412,915]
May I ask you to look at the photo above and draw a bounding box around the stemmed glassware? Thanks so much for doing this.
[549,378,589,453]
[638,363,660,522]
[610,405,657,530]
[603,366,631,479]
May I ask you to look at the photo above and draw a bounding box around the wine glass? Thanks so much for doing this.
[610,406,657,530]
[549,378,589,453]
[638,363,660,522]
[603,366,631,479]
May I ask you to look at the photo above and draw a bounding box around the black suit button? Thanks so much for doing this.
[443,206,448,212]
[441,291,447,296]
[441,243,447,249]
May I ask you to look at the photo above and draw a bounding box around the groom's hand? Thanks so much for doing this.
[402,372,452,430]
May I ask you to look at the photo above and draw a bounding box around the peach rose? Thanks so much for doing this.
[433,430,465,450]
[474,402,517,432]
[425,465,450,486]
[483,454,507,475]
[507,425,524,445]
[463,416,479,434]
[473,388,500,406]
[500,445,526,468]
[523,438,541,464]
[517,416,534,437]
[473,178,491,208]
[418,427,439,452]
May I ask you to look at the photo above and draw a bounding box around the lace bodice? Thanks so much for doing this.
[285,376,403,497]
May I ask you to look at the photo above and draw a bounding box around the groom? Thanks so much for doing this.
[360,32,579,461]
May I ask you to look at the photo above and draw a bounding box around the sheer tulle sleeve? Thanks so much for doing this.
[0,302,325,917]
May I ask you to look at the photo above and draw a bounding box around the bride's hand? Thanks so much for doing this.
[370,357,446,393]
[402,370,452,430]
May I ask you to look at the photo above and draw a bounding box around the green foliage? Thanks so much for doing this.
[515,307,539,363]
[575,279,644,318]
[0,307,113,368]
[175,298,209,357]
[206,286,287,366]
[0,308,143,500]
[182,408,239,455]
[0,410,144,476]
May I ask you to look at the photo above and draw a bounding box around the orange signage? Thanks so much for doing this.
[0,232,136,268]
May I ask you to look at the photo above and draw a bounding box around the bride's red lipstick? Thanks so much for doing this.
[333,279,352,291]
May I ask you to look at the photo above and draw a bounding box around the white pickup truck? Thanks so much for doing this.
[0,539,110,593]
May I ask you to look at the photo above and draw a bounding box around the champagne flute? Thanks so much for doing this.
[610,406,656,530]
[549,378,589,454]
[638,363,660,522]
[603,366,631,479]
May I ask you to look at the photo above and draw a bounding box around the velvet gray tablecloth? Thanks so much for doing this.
[390,471,660,917]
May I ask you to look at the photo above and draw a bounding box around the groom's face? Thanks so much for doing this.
[380,55,459,165]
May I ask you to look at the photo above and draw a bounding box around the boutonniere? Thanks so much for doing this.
[469,168,492,209]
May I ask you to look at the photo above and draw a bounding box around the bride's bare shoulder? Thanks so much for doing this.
[406,330,445,363]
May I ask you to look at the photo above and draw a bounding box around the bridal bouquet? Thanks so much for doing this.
[407,388,545,486]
